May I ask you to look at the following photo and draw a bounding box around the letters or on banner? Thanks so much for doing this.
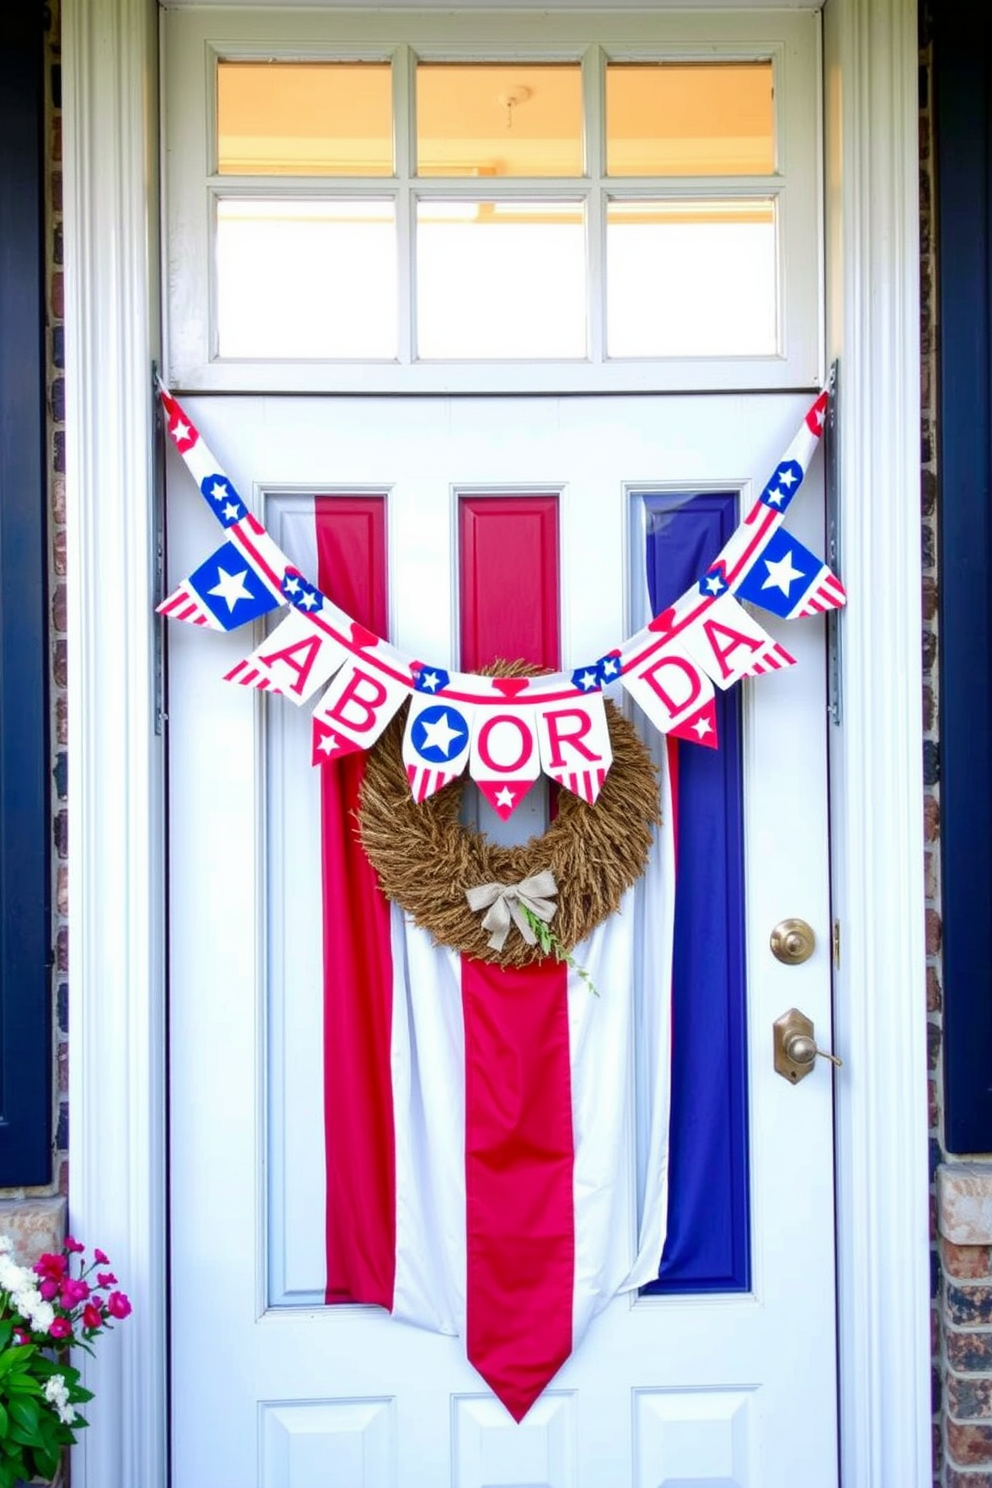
[536,693,612,803]
[225,609,348,705]
[312,659,409,764]
[402,693,475,802]
[469,706,541,819]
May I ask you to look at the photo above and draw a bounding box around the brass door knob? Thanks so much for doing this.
[770,917,815,965]
[773,1008,843,1083]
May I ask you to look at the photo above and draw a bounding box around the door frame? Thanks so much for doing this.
[62,1,928,1485]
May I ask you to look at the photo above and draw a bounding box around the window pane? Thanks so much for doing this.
[416,201,586,359]
[217,62,393,177]
[606,200,776,357]
[216,199,397,359]
[606,62,774,177]
[416,64,584,178]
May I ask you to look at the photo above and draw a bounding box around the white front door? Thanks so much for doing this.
[167,391,837,1488]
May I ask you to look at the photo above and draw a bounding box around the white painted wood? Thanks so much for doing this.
[61,3,168,1488]
[169,393,837,1486]
[162,8,822,393]
[823,1,931,1485]
[59,0,927,1484]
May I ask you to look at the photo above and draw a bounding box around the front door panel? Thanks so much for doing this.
[168,393,837,1487]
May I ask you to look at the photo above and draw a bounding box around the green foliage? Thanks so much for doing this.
[519,904,599,996]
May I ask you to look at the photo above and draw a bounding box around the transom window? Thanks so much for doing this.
[164,10,821,392]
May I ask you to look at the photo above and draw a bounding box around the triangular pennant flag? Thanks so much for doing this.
[735,528,846,620]
[469,705,540,819]
[225,608,348,705]
[158,537,284,632]
[402,693,475,802]
[679,593,795,690]
[619,641,719,748]
[311,657,409,765]
[536,692,612,804]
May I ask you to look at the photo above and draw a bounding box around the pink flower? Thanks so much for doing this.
[64,1235,85,1254]
[12,1327,30,1346]
[106,1291,132,1320]
[96,1271,117,1288]
[82,1301,104,1330]
[39,1278,59,1301]
[49,1316,72,1340]
[94,1249,109,1265]
[61,1276,91,1306]
[34,1252,67,1282]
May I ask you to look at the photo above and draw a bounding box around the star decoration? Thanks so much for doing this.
[764,487,784,507]
[778,467,798,488]
[704,573,726,595]
[221,502,241,523]
[208,566,253,611]
[578,670,598,691]
[761,550,806,596]
[420,671,441,692]
[418,711,465,758]
[691,716,713,740]
[317,731,341,756]
[170,418,192,446]
[283,575,301,595]
[300,590,318,610]
[209,480,229,502]
[601,657,619,677]
[494,787,515,810]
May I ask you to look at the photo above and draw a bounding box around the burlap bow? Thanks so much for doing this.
[465,871,559,953]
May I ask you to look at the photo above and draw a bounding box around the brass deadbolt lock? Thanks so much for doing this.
[769,917,816,966]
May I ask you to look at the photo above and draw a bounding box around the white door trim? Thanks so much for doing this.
[62,1,927,1485]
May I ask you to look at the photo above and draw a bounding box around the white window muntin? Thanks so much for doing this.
[164,8,821,392]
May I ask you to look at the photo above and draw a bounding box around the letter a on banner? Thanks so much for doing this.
[225,609,348,705]
[469,707,541,819]
[402,693,475,803]
[536,694,613,804]
[620,643,719,748]
[680,594,795,689]
[312,659,409,764]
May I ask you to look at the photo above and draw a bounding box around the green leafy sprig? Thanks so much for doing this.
[519,904,599,996]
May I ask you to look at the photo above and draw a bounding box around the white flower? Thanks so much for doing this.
[0,1252,30,1294]
[44,1375,77,1425]
[44,1374,68,1406]
[27,1297,55,1332]
[0,1234,13,1253]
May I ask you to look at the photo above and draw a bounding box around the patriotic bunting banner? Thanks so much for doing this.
[157,381,843,812]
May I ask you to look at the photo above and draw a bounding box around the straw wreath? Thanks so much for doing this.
[357,664,661,967]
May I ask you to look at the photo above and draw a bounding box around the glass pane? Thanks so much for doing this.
[416,200,586,359]
[606,62,774,177]
[217,62,393,177]
[416,63,584,177]
[216,199,397,359]
[606,199,776,358]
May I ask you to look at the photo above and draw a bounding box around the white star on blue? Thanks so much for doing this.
[281,570,324,612]
[699,564,729,598]
[200,473,247,528]
[189,540,281,630]
[412,704,469,763]
[737,528,823,617]
[759,459,804,513]
[414,665,450,694]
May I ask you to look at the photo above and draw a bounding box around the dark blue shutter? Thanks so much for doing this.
[0,10,52,1184]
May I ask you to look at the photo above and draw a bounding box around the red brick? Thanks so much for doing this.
[51,268,63,318]
[927,908,943,955]
[53,636,67,689]
[51,115,61,163]
[51,473,66,524]
[52,581,67,634]
[947,1329,992,1373]
[948,1420,992,1468]
[928,964,943,1012]
[922,574,938,620]
[930,1076,939,1130]
[943,1242,992,1281]
[50,170,62,214]
[946,1472,992,1488]
[53,524,66,577]
[56,862,68,917]
[949,1374,992,1420]
[56,692,68,747]
[924,793,940,843]
[923,683,935,732]
[929,1021,942,1071]
[925,845,939,900]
